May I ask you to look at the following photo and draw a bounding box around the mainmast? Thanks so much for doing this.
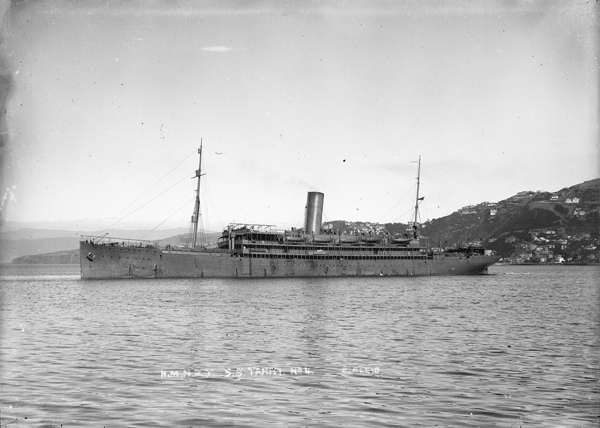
[414,155,421,226]
[412,155,422,239]
[191,140,203,248]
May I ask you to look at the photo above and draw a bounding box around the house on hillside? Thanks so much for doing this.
[515,191,535,200]
[565,197,580,204]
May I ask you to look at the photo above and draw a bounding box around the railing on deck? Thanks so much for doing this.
[81,235,158,248]
[81,235,226,254]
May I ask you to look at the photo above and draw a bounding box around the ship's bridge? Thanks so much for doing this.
[219,223,281,249]
[226,223,278,234]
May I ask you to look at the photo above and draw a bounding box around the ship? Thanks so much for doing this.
[80,145,500,279]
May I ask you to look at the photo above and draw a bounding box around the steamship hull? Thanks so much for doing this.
[80,153,500,279]
[79,240,499,279]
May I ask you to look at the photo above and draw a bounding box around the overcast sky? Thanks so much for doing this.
[0,0,598,232]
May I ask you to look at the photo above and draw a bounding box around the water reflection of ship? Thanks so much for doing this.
[80,148,500,279]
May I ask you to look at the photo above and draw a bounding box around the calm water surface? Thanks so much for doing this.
[1,264,598,427]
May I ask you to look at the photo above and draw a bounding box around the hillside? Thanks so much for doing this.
[12,249,80,264]
[420,178,599,263]
[1,237,81,264]
[323,179,599,263]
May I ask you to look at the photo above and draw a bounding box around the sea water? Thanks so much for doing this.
[0,264,598,427]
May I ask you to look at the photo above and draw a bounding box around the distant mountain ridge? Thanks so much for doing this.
[0,227,191,241]
[11,249,80,265]
[0,228,215,264]
[8,232,223,264]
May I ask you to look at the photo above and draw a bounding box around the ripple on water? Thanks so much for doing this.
[0,265,598,426]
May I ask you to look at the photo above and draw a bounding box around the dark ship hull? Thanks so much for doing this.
[80,234,499,279]
[80,151,500,279]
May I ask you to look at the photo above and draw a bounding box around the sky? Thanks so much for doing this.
[0,0,598,233]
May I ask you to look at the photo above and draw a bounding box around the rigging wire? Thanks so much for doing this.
[376,182,417,225]
[202,175,224,231]
[197,179,210,247]
[191,175,218,248]
[184,224,193,247]
[184,172,200,247]
[140,196,195,240]
[280,208,305,230]
[183,175,213,248]
[391,206,416,224]
[93,149,198,235]
[418,198,428,224]
[96,172,193,234]
[417,202,424,224]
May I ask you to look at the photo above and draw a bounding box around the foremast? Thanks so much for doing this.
[191,141,204,249]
